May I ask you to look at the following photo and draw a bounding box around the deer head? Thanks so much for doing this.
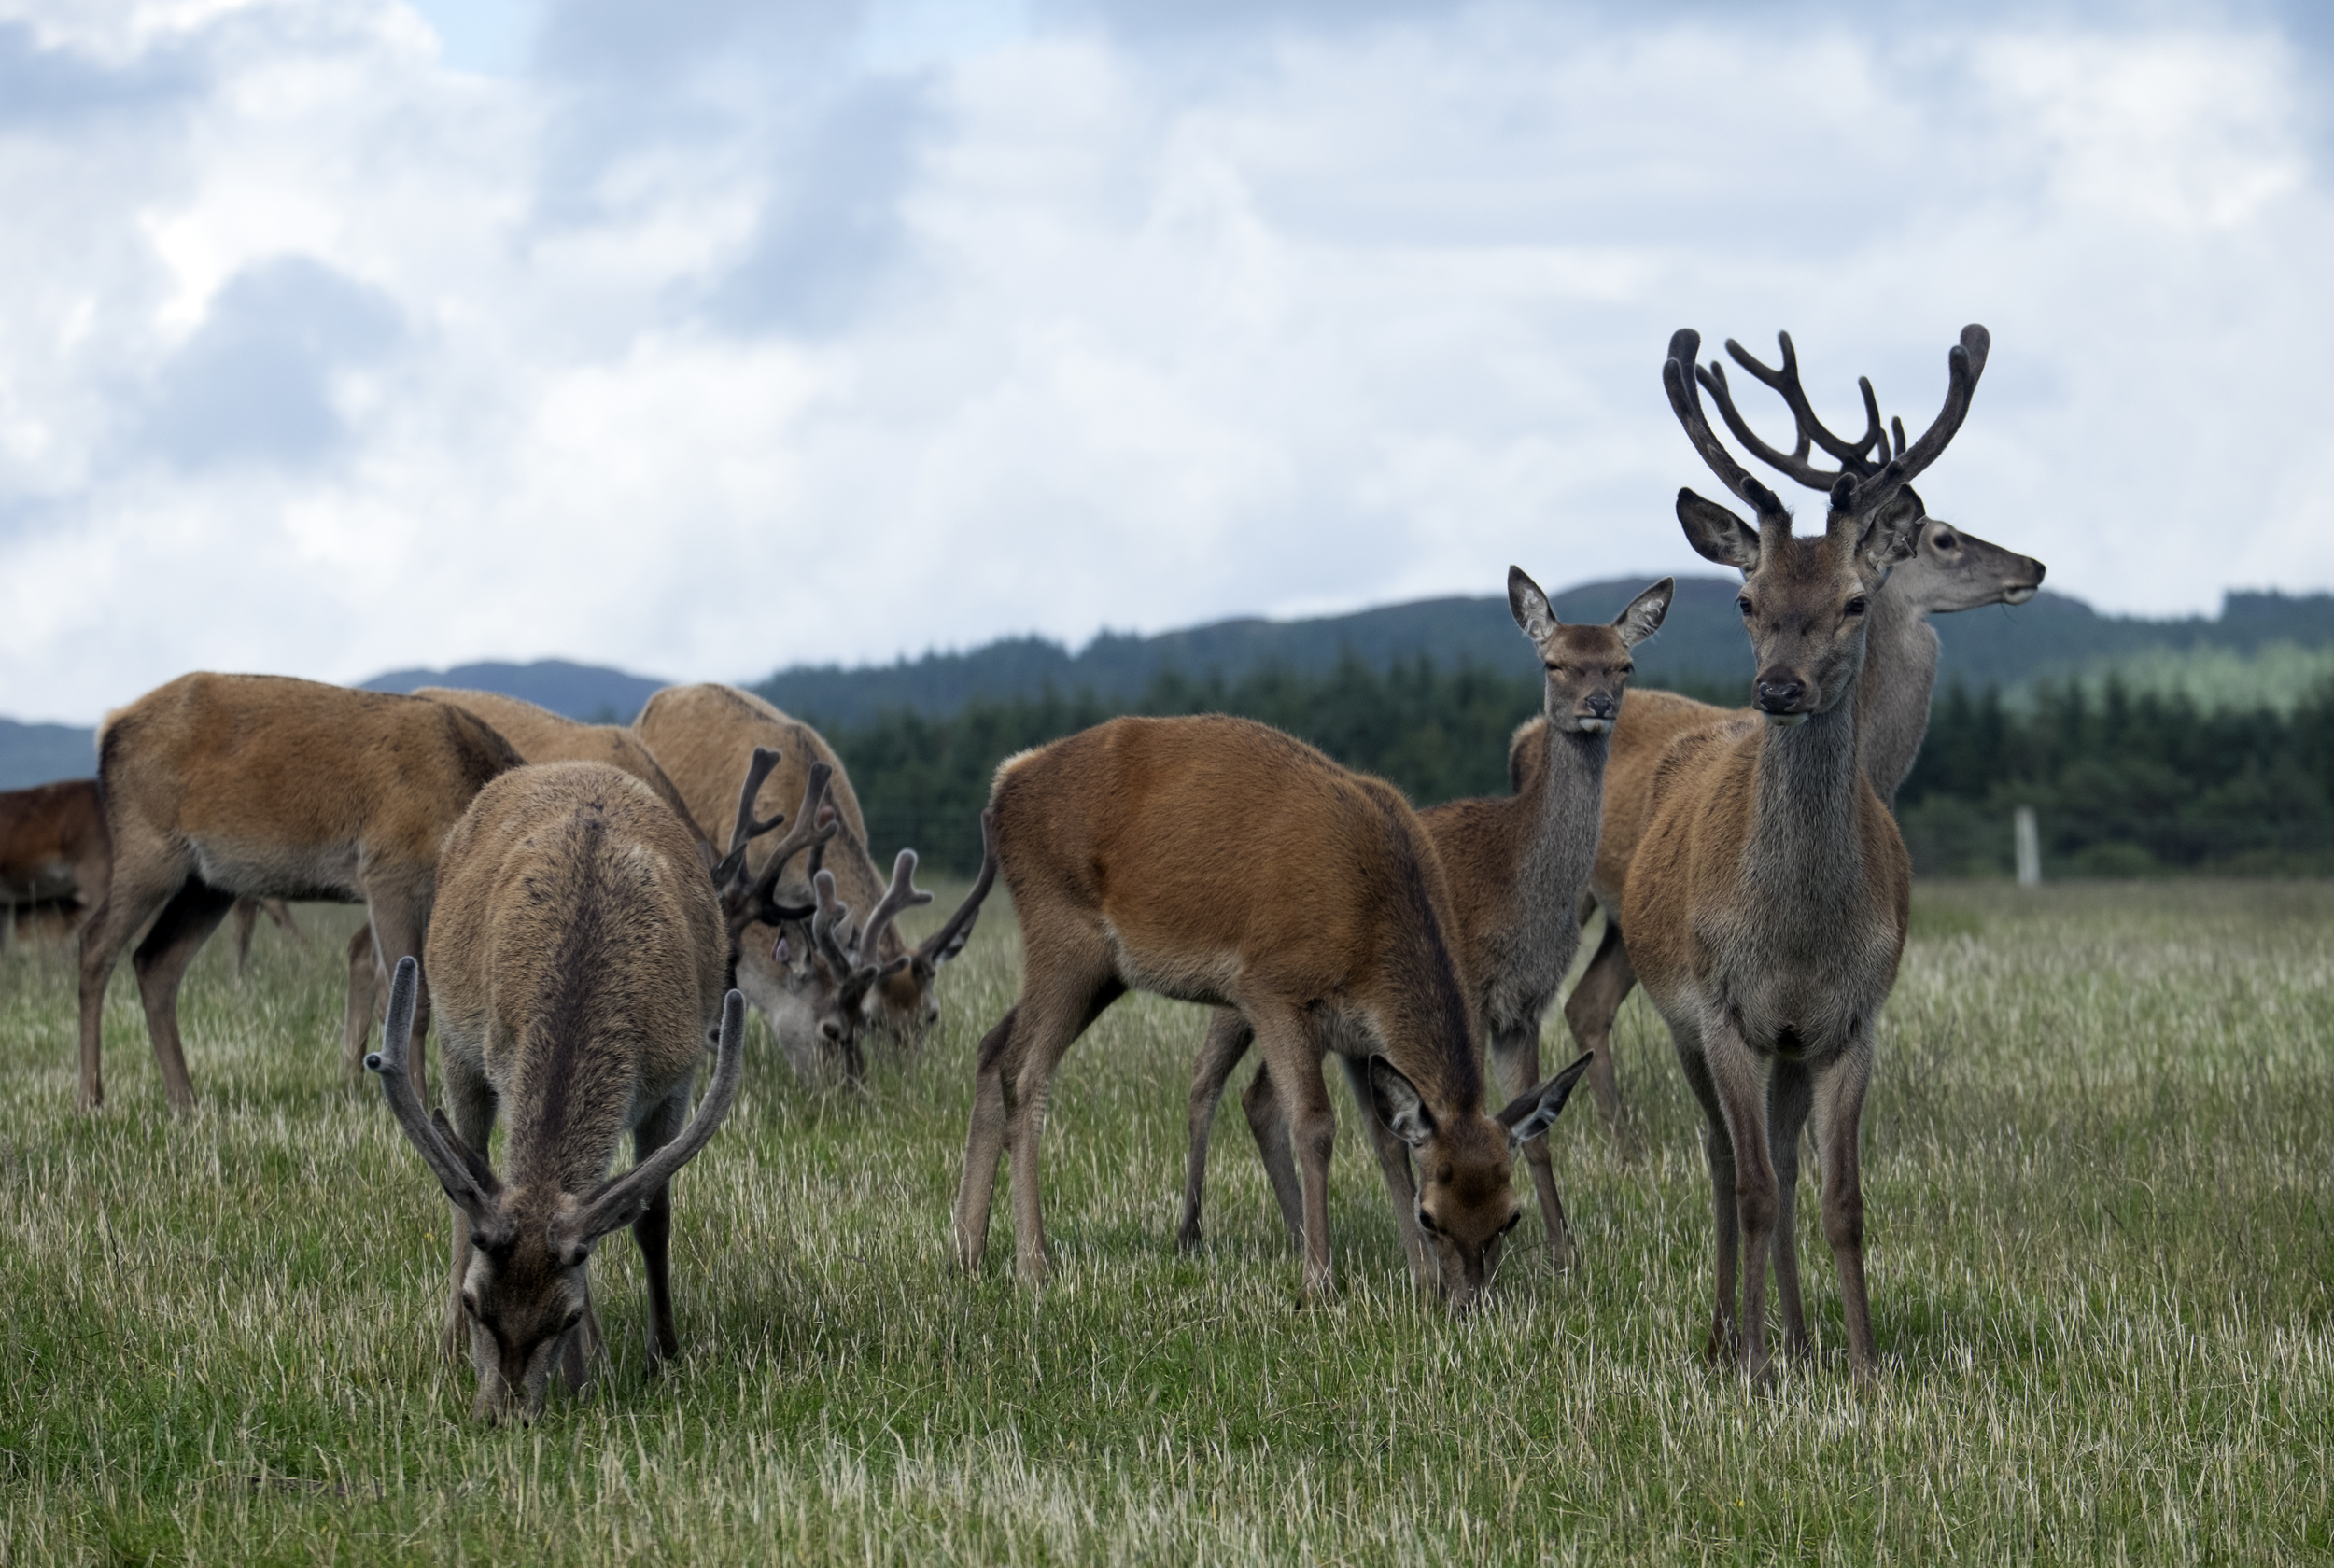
[1664,325,1989,722]
[1508,567,1674,734]
[1369,1053,1593,1310]
[367,958,748,1421]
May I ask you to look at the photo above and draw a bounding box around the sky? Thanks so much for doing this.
[1,0,2329,723]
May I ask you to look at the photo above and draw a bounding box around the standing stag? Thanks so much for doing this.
[1621,325,1987,1379]
[953,715,1586,1309]
[1560,332,2043,1147]
[367,760,763,1420]
[1175,573,1673,1276]
[75,674,522,1111]
[636,684,991,1080]
[338,687,713,1065]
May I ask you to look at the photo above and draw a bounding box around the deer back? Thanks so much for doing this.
[97,673,522,892]
[416,687,708,844]
[425,762,728,1194]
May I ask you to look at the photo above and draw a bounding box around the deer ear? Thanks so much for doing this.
[1495,1052,1595,1148]
[1368,1057,1437,1150]
[1613,577,1674,648]
[1860,487,1924,569]
[1507,566,1559,643]
[1677,490,1761,571]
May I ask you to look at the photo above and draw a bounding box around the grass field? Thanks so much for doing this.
[2,882,2330,1564]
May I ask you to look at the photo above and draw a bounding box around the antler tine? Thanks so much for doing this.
[808,869,856,974]
[365,956,495,1219]
[1891,415,1908,459]
[1724,331,1885,465]
[1855,323,1989,507]
[916,809,1000,966]
[1696,358,1849,491]
[710,746,788,889]
[852,849,934,969]
[724,763,840,939]
[1664,330,1788,521]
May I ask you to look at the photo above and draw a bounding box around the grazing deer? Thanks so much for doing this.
[952,715,1586,1309]
[635,684,991,1080]
[1174,573,1674,1275]
[367,763,753,1421]
[1619,325,1987,1379]
[1561,332,2043,1147]
[339,687,713,1065]
[76,674,523,1111]
[1,779,111,949]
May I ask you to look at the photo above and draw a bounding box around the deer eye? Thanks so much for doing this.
[1618,664,1634,678]
[1497,1211,1523,1237]
[1933,531,1958,549]
[1736,597,1753,618]
[1846,596,1868,616]
[461,1294,480,1319]
[1415,1210,1441,1237]
[561,1309,584,1334]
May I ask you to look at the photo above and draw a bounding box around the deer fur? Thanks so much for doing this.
[952,714,1584,1309]
[340,687,713,1065]
[75,673,522,1111]
[1,779,111,946]
[635,683,991,1080]
[1175,573,1673,1275]
[370,762,748,1421]
[1615,325,1988,1379]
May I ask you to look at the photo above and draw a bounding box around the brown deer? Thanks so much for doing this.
[1,779,112,947]
[951,715,1587,1309]
[635,684,991,1080]
[1618,325,1986,1379]
[1174,573,1674,1275]
[338,687,713,1065]
[366,761,754,1421]
[75,674,523,1111]
[1561,332,2042,1149]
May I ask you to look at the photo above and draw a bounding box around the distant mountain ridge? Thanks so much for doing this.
[358,659,669,723]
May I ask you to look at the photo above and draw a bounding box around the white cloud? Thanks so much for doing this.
[0,0,2327,721]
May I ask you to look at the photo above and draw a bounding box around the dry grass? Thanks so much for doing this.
[2,882,2330,1563]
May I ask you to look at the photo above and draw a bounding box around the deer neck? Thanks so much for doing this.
[1743,678,1869,914]
[1854,585,1940,807]
[1502,718,1608,982]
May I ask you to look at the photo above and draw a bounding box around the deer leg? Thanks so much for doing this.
[232,899,260,978]
[952,1005,1018,1273]
[1246,1004,1337,1296]
[1767,1059,1817,1361]
[130,879,238,1113]
[1179,1008,1254,1253]
[631,1087,688,1374]
[443,1056,497,1365]
[76,853,186,1113]
[1489,1019,1575,1274]
[1239,1059,1309,1253]
[1812,1043,1877,1382]
[365,890,434,1099]
[1671,1036,1740,1362]
[1340,1054,1437,1295]
[1563,911,1641,1161]
[1698,1015,1779,1382]
[341,924,385,1075]
[1002,971,1124,1285]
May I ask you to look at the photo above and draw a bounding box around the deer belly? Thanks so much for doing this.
[188,836,362,902]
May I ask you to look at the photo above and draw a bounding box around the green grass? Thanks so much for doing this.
[3,883,2331,1563]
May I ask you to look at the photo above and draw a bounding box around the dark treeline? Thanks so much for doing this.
[1899,678,2334,876]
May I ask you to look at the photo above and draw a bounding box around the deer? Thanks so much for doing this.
[338,687,714,1067]
[75,673,524,1112]
[1561,331,2044,1150]
[1173,573,1674,1277]
[1616,324,1987,1380]
[951,714,1589,1310]
[635,684,992,1081]
[365,758,766,1421]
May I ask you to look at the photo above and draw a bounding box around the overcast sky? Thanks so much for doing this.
[2,0,2328,722]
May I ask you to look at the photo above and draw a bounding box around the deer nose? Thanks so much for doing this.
[819,1019,843,1042]
[1754,676,1806,713]
[1584,693,1615,720]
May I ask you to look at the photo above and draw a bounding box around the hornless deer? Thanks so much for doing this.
[339,687,713,1066]
[367,761,755,1421]
[952,715,1586,1309]
[76,674,523,1111]
[1622,325,1987,1379]
[1560,332,2043,1147]
[1,780,111,947]
[1174,573,1674,1275]
[636,684,991,1080]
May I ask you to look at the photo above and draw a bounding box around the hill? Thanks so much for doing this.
[357,659,669,723]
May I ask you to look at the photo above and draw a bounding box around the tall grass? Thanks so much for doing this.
[2,884,2329,1563]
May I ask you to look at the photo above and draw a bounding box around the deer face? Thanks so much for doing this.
[1371,1055,1591,1311]
[457,1201,592,1422]
[1890,515,2046,615]
[1508,567,1673,735]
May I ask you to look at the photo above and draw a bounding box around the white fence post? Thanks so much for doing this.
[2014,805,2041,888]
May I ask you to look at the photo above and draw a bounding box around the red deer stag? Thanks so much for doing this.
[952,715,1586,1309]
[76,674,522,1111]
[367,761,756,1421]
[1561,331,2042,1150]
[1621,325,1986,1379]
[1175,574,1673,1276]
[636,684,991,1080]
